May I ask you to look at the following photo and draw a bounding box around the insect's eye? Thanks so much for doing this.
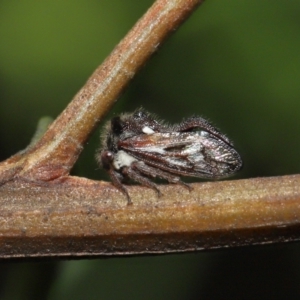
[111,117,124,134]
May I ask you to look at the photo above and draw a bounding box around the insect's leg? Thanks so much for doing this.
[122,166,162,197]
[175,117,232,146]
[133,162,192,192]
[108,168,132,205]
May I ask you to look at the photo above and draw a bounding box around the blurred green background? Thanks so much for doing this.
[1,0,300,299]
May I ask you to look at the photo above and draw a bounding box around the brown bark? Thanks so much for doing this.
[0,175,299,259]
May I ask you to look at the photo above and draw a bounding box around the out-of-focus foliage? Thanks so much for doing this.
[0,1,300,299]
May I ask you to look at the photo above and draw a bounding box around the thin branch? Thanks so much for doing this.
[0,0,204,183]
[0,175,299,260]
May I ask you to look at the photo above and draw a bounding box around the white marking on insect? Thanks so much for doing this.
[200,131,209,137]
[142,126,155,134]
[113,150,137,170]
[139,146,166,154]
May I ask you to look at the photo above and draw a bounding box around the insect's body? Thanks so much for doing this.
[97,109,242,204]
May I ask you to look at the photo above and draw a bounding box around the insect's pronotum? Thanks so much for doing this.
[96,108,242,204]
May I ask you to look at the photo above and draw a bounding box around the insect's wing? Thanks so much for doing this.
[119,132,242,179]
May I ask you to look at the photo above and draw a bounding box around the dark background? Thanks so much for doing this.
[0,0,300,299]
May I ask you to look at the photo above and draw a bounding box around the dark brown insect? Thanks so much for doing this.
[96,108,242,204]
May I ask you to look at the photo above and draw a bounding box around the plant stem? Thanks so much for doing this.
[0,175,299,259]
[0,0,204,182]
